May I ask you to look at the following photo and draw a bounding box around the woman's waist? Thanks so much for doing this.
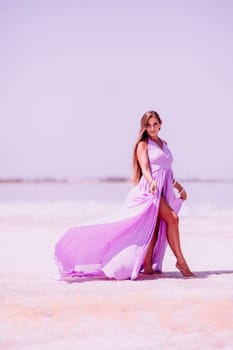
[151,166,172,174]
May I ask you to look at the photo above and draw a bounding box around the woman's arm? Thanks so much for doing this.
[136,141,156,193]
[173,179,187,200]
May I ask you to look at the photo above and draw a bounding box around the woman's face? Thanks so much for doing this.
[146,116,161,139]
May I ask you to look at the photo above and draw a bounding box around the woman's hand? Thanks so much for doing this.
[149,180,157,194]
[179,189,187,200]
[173,180,187,200]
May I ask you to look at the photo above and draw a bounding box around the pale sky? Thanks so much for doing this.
[0,0,233,180]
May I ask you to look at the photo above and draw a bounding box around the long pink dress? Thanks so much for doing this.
[55,138,183,280]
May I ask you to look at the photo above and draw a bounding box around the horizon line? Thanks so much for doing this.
[0,177,233,184]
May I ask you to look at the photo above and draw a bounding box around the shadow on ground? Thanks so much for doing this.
[59,269,233,283]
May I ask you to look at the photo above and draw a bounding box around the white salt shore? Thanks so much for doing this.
[0,187,233,350]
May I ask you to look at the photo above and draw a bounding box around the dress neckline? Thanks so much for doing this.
[148,137,164,151]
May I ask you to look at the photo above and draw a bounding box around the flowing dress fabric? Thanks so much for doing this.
[55,138,183,280]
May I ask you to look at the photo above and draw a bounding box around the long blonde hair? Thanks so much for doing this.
[131,110,162,185]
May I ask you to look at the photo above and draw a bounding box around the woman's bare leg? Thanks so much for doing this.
[158,197,194,276]
[143,218,160,274]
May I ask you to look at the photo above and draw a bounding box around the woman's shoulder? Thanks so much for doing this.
[161,138,168,145]
[137,139,148,150]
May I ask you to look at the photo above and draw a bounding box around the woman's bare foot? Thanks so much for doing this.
[142,266,155,275]
[176,261,195,277]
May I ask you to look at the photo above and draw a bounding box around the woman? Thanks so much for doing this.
[55,110,194,280]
